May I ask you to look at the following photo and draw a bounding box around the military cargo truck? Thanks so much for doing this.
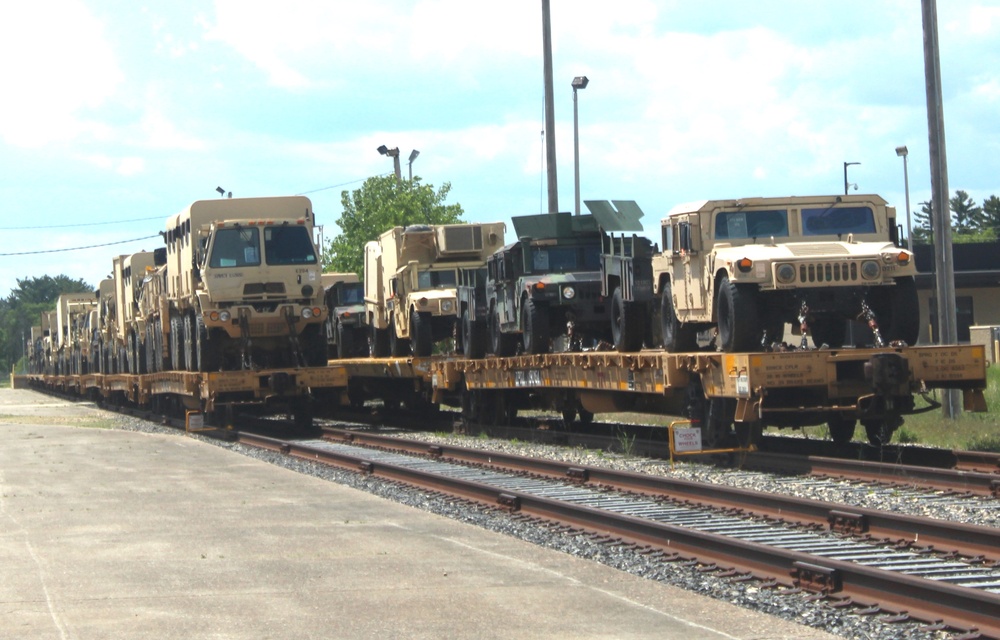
[365,223,505,357]
[652,194,919,353]
[55,292,97,375]
[485,212,610,356]
[321,272,366,359]
[92,277,118,373]
[157,195,327,371]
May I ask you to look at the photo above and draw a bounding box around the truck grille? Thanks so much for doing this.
[243,282,286,296]
[798,262,860,283]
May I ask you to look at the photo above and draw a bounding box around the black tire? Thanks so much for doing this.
[336,322,352,359]
[490,305,517,357]
[828,414,857,444]
[390,315,411,357]
[462,308,487,359]
[145,324,156,372]
[302,325,329,367]
[660,280,698,352]
[521,298,550,354]
[183,314,195,371]
[370,324,389,357]
[135,332,147,375]
[169,315,182,372]
[885,276,920,346]
[716,275,760,352]
[195,315,220,372]
[411,311,433,357]
[611,286,645,352]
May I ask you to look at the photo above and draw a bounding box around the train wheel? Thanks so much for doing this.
[612,287,645,352]
[735,422,763,448]
[828,414,857,445]
[716,275,760,352]
[521,298,550,354]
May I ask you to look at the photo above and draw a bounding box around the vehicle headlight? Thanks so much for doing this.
[861,260,881,280]
[302,307,314,319]
[775,263,796,284]
[219,311,231,322]
[441,300,454,312]
[562,286,576,300]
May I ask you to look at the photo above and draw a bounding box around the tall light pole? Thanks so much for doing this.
[843,161,860,195]
[895,146,912,250]
[541,0,558,214]
[377,145,402,187]
[407,149,420,183]
[572,76,589,216]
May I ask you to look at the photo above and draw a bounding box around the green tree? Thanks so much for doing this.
[0,275,93,372]
[912,200,933,245]
[980,195,1000,238]
[950,189,983,234]
[323,176,464,275]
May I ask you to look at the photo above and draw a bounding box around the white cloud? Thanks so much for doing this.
[0,0,122,147]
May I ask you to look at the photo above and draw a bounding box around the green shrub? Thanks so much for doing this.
[895,427,920,444]
[965,433,1000,452]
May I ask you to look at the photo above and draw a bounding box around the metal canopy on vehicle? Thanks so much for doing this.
[510,211,599,240]
[584,200,645,232]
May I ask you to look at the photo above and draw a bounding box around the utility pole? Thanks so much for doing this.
[541,0,558,214]
[922,0,960,418]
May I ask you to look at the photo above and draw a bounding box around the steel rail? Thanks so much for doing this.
[320,428,1000,561]
[240,430,1000,637]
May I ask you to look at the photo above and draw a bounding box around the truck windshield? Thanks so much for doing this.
[264,225,318,265]
[532,245,601,272]
[715,210,789,240]
[340,283,364,304]
[209,228,261,268]
[802,206,876,236]
[418,269,457,288]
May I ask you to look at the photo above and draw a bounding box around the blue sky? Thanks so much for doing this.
[1,1,999,296]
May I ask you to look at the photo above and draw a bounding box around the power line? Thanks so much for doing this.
[295,174,390,196]
[0,235,160,257]
[0,215,162,230]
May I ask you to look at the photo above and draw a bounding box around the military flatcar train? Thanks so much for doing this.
[23,193,988,447]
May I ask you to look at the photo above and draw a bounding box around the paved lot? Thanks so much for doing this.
[0,388,839,639]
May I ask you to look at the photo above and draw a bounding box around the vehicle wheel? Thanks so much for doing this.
[462,308,487,359]
[336,322,353,359]
[195,315,221,372]
[863,419,895,446]
[611,286,645,352]
[302,324,329,367]
[810,317,846,348]
[828,414,857,445]
[169,315,183,371]
[411,311,433,357]
[370,324,389,357]
[660,280,697,352]
[135,332,148,374]
[716,275,760,352]
[521,298,550,354]
[146,324,156,372]
[183,314,195,371]
[885,276,920,346]
[490,306,517,357]
[390,315,411,357]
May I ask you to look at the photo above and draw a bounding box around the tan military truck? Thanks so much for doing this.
[160,195,327,371]
[365,223,505,357]
[653,194,919,352]
[111,250,158,373]
[92,278,118,373]
[55,292,98,375]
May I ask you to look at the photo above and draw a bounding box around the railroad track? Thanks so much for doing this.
[237,427,1000,638]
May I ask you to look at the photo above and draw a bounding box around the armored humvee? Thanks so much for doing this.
[365,223,505,357]
[321,272,366,359]
[652,194,919,352]
[484,212,610,356]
